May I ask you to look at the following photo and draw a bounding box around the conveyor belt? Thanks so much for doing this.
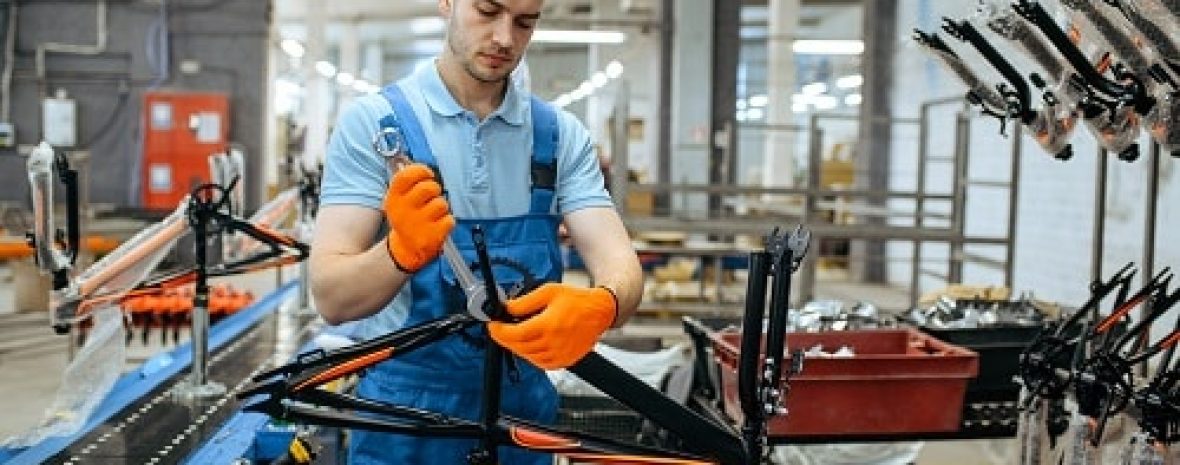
[0,281,314,465]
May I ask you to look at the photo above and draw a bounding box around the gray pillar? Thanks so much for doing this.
[362,41,384,85]
[301,0,329,172]
[655,0,674,212]
[852,0,896,283]
[709,0,740,218]
[670,0,712,215]
[263,4,278,195]
[764,0,800,189]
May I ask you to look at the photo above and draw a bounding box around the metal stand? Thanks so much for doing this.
[1091,148,1108,282]
[1138,142,1161,374]
[297,256,312,311]
[174,189,226,400]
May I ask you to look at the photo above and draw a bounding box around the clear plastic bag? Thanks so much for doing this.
[772,442,923,465]
[2,306,126,448]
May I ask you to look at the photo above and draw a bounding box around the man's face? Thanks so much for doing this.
[440,0,542,84]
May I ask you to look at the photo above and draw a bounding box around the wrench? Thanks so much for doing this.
[372,127,505,321]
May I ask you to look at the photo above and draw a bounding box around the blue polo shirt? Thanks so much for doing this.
[320,61,612,336]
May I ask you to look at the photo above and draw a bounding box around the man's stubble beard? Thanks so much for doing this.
[447,16,511,85]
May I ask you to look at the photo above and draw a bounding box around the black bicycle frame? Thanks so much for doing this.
[1019,264,1180,446]
[242,226,810,465]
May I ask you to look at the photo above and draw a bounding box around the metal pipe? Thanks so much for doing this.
[948,111,970,284]
[298,256,310,311]
[810,113,921,124]
[1142,142,1160,361]
[611,81,630,213]
[1,0,16,122]
[1144,143,1159,282]
[35,0,108,88]
[911,104,931,308]
[623,216,1011,241]
[798,114,822,303]
[1092,148,1108,281]
[191,200,212,388]
[626,183,954,200]
[1006,124,1023,289]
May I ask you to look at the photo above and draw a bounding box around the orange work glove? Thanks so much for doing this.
[488,283,618,370]
[384,165,455,273]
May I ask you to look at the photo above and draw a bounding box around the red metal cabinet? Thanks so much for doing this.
[141,91,230,210]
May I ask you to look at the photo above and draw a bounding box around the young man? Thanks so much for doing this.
[310,0,644,463]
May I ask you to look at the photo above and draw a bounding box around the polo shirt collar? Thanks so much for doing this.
[417,60,527,126]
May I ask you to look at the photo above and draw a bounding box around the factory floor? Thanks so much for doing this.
[0,262,1014,464]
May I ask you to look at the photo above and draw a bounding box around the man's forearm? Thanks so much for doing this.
[593,255,644,327]
[311,237,411,325]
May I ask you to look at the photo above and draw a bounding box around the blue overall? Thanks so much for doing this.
[348,84,562,465]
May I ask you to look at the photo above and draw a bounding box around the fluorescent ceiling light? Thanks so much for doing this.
[533,30,626,44]
[793,40,864,55]
[315,61,337,78]
[792,102,808,113]
[578,80,594,94]
[814,95,838,110]
[336,72,355,86]
[801,82,827,96]
[352,79,370,92]
[409,17,445,34]
[736,99,747,110]
[836,74,863,89]
[746,108,765,120]
[605,60,624,79]
[280,39,305,59]
[736,110,748,122]
[747,94,768,108]
[844,93,863,106]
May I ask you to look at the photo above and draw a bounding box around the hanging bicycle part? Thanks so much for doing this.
[26,141,82,332]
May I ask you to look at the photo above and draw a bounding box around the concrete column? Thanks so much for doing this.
[852,0,897,283]
[710,0,740,217]
[263,4,278,196]
[301,0,329,172]
[763,0,800,189]
[586,43,603,143]
[670,0,712,214]
[655,0,673,210]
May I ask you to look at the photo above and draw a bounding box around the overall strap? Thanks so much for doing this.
[379,84,446,189]
[529,96,559,214]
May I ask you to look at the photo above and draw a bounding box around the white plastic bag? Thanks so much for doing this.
[2,306,126,447]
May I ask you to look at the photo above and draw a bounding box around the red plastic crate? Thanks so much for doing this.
[711,328,978,437]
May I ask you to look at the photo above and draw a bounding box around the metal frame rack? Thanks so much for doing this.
[612,96,1021,313]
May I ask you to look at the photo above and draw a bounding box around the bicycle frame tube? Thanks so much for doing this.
[243,226,812,465]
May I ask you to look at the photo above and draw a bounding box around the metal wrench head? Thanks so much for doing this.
[373,127,412,170]
[465,286,491,321]
[785,225,812,272]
